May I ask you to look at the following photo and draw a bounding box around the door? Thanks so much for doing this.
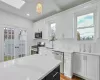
[4,27,27,61]
[86,55,99,80]
[4,28,14,61]
[64,53,72,78]
[73,53,85,77]
[0,27,4,62]
[14,28,27,58]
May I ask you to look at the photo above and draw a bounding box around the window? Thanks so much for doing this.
[77,13,94,40]
[51,23,56,36]
[50,23,56,41]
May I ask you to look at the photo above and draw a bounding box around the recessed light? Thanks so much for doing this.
[27,13,30,16]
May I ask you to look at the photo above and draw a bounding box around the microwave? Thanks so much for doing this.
[35,32,42,38]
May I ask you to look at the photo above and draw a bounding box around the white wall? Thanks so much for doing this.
[0,9,33,61]
[33,0,100,53]
[52,0,100,53]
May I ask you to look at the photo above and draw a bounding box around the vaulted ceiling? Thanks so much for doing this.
[0,0,92,21]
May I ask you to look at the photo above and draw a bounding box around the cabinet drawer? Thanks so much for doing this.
[52,72,60,80]
[46,66,60,80]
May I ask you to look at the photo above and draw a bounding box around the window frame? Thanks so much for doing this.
[50,23,56,35]
[74,8,97,42]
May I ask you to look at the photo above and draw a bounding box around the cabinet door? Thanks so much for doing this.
[53,72,60,80]
[46,66,60,80]
[73,53,85,77]
[55,11,73,39]
[64,53,72,78]
[61,12,74,39]
[86,55,99,80]
[33,20,49,39]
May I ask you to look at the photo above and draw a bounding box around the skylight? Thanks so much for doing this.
[1,0,25,9]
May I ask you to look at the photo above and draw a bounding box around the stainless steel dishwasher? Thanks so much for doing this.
[52,50,64,74]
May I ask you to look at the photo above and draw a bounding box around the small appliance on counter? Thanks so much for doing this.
[31,42,45,55]
[37,42,45,47]
[35,31,42,39]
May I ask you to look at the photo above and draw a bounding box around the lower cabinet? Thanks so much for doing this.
[42,65,60,80]
[73,53,100,80]
[64,52,73,78]
[73,53,85,77]
[86,55,99,80]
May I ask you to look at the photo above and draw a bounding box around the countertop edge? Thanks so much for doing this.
[39,63,60,80]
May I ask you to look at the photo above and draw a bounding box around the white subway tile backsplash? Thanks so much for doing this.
[33,38,98,53]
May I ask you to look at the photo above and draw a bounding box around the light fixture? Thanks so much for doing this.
[36,2,43,14]
[27,13,30,16]
[1,0,25,9]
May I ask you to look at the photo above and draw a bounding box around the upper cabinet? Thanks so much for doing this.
[56,11,74,39]
[33,19,49,39]
[33,10,74,40]
[47,11,74,40]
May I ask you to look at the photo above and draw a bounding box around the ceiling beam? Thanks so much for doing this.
[52,0,61,12]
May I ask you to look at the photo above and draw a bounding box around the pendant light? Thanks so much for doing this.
[36,1,43,14]
[24,0,43,14]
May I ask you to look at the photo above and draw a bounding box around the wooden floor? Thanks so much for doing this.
[60,74,80,80]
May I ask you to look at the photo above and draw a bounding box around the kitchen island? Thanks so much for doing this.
[0,54,61,80]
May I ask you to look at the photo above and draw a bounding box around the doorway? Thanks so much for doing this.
[4,27,27,61]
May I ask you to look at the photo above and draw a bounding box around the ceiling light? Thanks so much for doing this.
[1,0,25,9]
[36,2,42,14]
[27,13,30,16]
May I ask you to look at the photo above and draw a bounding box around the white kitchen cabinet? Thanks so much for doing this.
[33,10,74,40]
[73,53,85,77]
[33,20,43,33]
[86,55,99,80]
[55,15,63,39]
[64,52,73,78]
[73,53,100,80]
[61,11,74,39]
[55,11,74,39]
[33,20,49,39]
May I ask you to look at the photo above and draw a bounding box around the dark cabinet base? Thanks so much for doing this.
[42,65,60,80]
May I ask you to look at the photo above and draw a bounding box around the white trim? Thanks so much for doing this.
[74,6,97,43]
[77,26,94,29]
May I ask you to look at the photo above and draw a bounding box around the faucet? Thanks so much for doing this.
[89,44,91,53]
[83,44,86,52]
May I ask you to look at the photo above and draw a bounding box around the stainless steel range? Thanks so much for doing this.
[31,42,45,55]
